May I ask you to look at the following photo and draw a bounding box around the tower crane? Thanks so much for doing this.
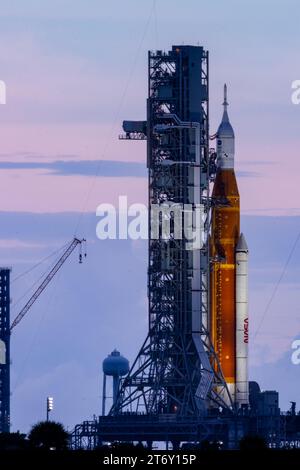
[10,237,86,332]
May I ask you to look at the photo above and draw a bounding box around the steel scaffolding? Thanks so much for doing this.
[112,46,231,421]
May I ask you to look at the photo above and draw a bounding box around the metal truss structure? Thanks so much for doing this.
[112,46,232,421]
[71,414,237,450]
[71,421,100,450]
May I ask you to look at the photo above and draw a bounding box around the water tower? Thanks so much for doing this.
[102,349,129,416]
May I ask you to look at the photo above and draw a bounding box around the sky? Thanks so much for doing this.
[0,0,299,432]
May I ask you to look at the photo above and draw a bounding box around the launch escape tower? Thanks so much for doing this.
[0,268,10,433]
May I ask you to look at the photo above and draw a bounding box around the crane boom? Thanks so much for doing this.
[10,237,85,332]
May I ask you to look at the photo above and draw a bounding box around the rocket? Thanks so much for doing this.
[210,85,249,407]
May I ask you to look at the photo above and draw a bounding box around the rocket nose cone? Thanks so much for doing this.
[217,112,235,138]
[236,233,248,252]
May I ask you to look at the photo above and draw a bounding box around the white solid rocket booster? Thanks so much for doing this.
[235,233,249,406]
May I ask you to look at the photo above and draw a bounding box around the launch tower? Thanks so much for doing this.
[113,46,232,418]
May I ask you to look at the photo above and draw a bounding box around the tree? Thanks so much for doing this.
[28,421,69,450]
